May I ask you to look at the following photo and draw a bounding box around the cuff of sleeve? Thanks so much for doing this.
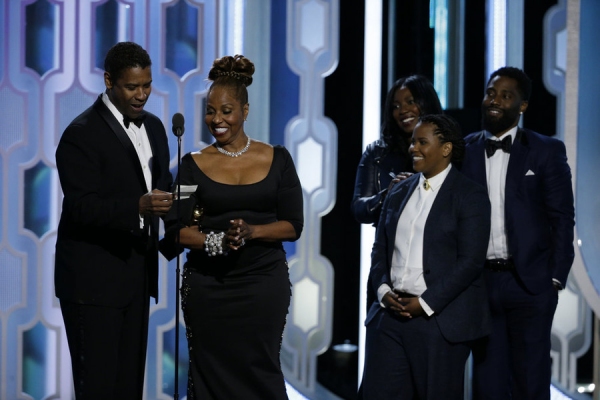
[377,284,392,307]
[552,279,564,290]
[419,297,434,316]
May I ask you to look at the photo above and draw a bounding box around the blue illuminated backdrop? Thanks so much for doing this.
[0,1,597,399]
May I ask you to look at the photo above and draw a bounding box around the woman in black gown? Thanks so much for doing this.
[165,55,303,399]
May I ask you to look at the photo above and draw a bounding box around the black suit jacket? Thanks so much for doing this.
[461,128,575,294]
[367,167,491,343]
[55,95,172,307]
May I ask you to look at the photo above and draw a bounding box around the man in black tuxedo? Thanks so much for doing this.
[55,42,173,399]
[461,67,575,399]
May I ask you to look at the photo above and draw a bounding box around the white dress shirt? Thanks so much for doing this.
[102,93,153,229]
[377,164,452,315]
[485,127,562,288]
[484,126,517,259]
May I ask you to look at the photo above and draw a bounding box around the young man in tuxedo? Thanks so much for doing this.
[55,42,173,399]
[461,67,575,400]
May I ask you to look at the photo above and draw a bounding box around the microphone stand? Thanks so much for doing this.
[170,113,185,399]
[174,133,182,400]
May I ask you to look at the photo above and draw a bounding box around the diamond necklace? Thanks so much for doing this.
[215,137,251,157]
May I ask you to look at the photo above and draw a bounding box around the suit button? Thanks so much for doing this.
[424,270,431,274]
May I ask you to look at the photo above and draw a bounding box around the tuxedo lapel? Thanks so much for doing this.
[389,178,419,224]
[144,119,161,189]
[505,128,529,198]
[386,177,419,262]
[427,168,457,225]
[465,132,488,188]
[93,96,148,192]
[423,168,457,266]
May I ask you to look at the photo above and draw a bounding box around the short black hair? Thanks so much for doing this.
[488,66,532,101]
[104,42,151,82]
[418,114,465,164]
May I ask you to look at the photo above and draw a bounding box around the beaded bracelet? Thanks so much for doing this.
[204,231,226,256]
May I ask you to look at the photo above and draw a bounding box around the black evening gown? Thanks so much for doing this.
[169,146,303,400]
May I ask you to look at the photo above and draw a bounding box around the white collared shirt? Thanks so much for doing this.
[102,93,153,229]
[377,163,452,315]
[484,126,517,259]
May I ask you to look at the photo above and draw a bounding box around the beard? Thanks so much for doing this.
[481,104,521,135]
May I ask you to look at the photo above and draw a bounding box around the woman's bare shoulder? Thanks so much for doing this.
[247,139,274,161]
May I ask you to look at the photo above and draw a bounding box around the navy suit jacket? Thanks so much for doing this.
[461,128,575,294]
[55,95,172,307]
[367,167,491,343]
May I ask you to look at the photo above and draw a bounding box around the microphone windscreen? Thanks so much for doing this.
[172,113,185,136]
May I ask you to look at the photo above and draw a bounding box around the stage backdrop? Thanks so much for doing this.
[0,0,341,399]
[1,1,598,399]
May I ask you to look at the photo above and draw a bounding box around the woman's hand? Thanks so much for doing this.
[382,291,423,318]
[396,297,424,318]
[387,172,413,191]
[226,219,253,250]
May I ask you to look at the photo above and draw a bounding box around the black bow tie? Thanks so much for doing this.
[485,136,512,157]
[123,113,146,129]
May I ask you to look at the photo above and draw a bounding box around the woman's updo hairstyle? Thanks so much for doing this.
[207,55,255,105]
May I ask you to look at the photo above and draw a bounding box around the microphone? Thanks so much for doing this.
[172,113,185,137]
